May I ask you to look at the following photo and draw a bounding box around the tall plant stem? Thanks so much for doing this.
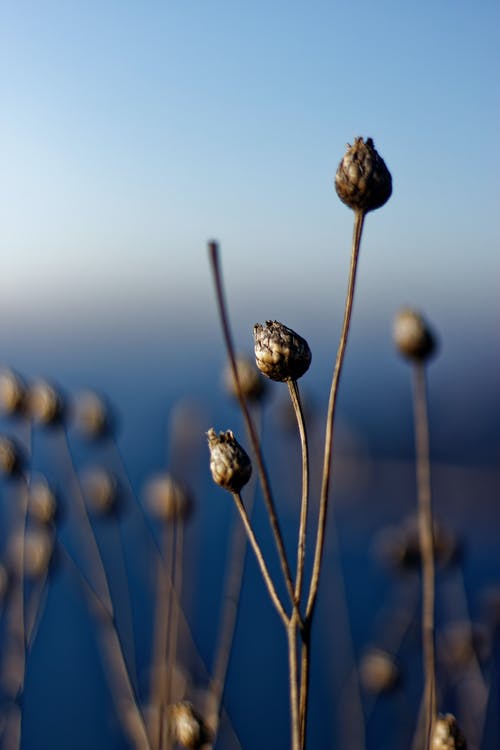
[209,241,296,611]
[412,363,437,749]
[287,614,301,750]
[231,492,288,627]
[288,380,310,603]
[306,208,365,620]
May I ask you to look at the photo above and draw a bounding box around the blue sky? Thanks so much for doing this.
[1,0,499,343]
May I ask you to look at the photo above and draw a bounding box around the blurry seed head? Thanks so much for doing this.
[360,648,400,694]
[431,713,467,750]
[26,380,64,426]
[0,369,26,416]
[393,308,437,362]
[374,515,460,573]
[207,428,252,493]
[29,476,58,526]
[73,390,114,440]
[223,356,267,403]
[167,702,212,749]
[254,321,311,382]
[335,137,392,213]
[7,529,54,579]
[0,436,24,477]
[144,474,192,523]
[82,468,120,517]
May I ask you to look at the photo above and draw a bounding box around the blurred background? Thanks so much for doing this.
[0,1,499,748]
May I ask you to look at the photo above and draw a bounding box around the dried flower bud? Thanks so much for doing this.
[335,137,392,213]
[73,390,113,439]
[26,380,64,425]
[82,468,119,517]
[145,474,192,523]
[254,321,311,382]
[360,648,399,693]
[207,428,252,493]
[0,369,26,415]
[432,713,467,750]
[29,477,58,525]
[167,701,212,749]
[0,436,23,476]
[393,308,437,362]
[223,356,267,402]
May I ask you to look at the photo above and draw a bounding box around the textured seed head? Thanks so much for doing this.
[393,308,437,362]
[0,436,23,477]
[167,702,212,749]
[207,428,252,493]
[29,476,58,525]
[360,648,399,693]
[145,474,192,523]
[254,321,311,382]
[335,137,392,213]
[73,391,113,439]
[431,714,467,750]
[26,380,64,425]
[223,356,267,402]
[0,369,26,415]
[82,468,120,517]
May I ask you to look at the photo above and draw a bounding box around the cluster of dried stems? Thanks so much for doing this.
[0,138,481,750]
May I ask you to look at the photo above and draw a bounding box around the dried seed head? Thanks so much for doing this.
[73,390,113,439]
[167,701,212,749]
[29,476,58,525]
[374,516,460,572]
[431,714,467,750]
[0,369,26,415]
[0,436,23,477]
[335,137,392,213]
[254,321,311,382]
[393,308,437,362]
[8,529,54,579]
[145,474,192,523]
[207,428,252,493]
[223,356,267,402]
[360,648,399,693]
[26,380,64,425]
[82,468,119,517]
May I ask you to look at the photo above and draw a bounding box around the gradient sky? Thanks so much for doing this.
[1,0,499,341]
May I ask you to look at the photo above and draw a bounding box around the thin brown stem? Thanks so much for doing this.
[306,209,365,621]
[298,626,310,748]
[231,492,288,627]
[287,615,301,750]
[209,241,296,610]
[412,363,437,749]
[287,380,309,603]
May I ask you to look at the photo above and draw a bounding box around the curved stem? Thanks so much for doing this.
[209,241,296,610]
[287,380,309,603]
[231,492,288,628]
[412,363,437,748]
[306,209,365,620]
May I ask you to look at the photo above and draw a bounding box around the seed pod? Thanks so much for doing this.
[335,137,392,213]
[0,436,23,477]
[223,356,267,402]
[254,321,311,382]
[360,648,399,693]
[26,380,64,425]
[207,428,252,493]
[82,468,120,517]
[145,473,192,523]
[73,390,113,439]
[167,701,212,749]
[393,308,436,362]
[431,713,467,750]
[29,476,58,525]
[0,369,26,415]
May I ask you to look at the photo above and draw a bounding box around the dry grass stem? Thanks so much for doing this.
[208,241,296,610]
[287,379,310,602]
